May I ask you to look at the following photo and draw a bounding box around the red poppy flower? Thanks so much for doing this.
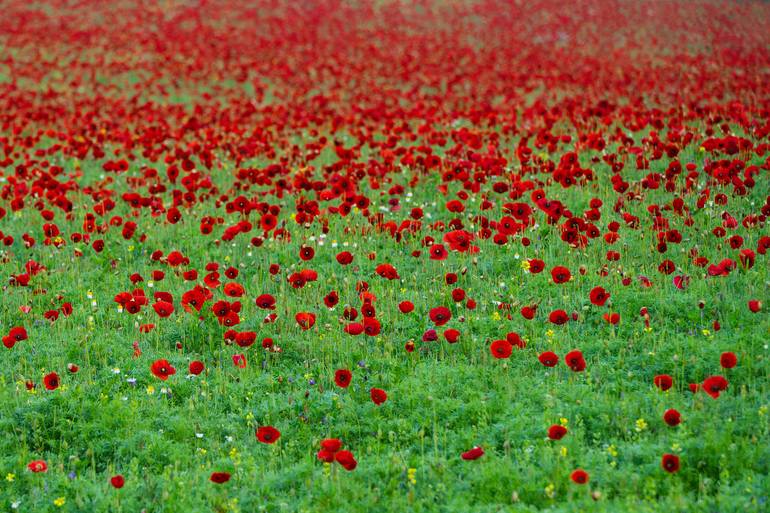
[443,328,460,343]
[564,350,586,371]
[334,369,352,388]
[150,359,176,380]
[702,375,728,398]
[335,450,357,471]
[661,453,680,473]
[589,286,610,306]
[321,438,342,453]
[256,426,281,444]
[299,245,315,261]
[570,469,589,484]
[210,472,231,484]
[490,339,513,359]
[43,372,60,390]
[547,425,568,440]
[429,306,452,326]
[551,266,571,284]
[375,263,399,280]
[152,301,174,318]
[336,251,354,265]
[27,460,48,473]
[663,409,681,426]
[527,259,545,273]
[748,300,762,313]
[548,309,568,325]
[398,301,414,313]
[370,388,387,405]
[189,361,205,375]
[255,294,276,310]
[3,326,28,349]
[720,352,737,369]
[461,446,484,460]
[110,475,125,488]
[653,374,673,391]
[538,351,559,367]
[429,244,448,260]
[295,312,316,330]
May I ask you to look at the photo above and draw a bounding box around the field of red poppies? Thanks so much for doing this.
[1,0,769,511]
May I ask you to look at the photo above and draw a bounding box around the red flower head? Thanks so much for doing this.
[28,460,48,473]
[150,359,176,380]
[152,301,174,318]
[547,425,568,440]
[538,351,559,367]
[255,294,276,310]
[719,352,737,369]
[527,259,545,274]
[110,475,125,488]
[189,361,205,375]
[336,251,354,265]
[317,438,343,462]
[551,266,571,284]
[43,372,60,390]
[398,301,414,313]
[429,244,448,260]
[429,306,452,326]
[299,245,315,261]
[653,374,673,391]
[295,312,316,330]
[370,388,388,405]
[461,446,484,460]
[570,469,589,484]
[589,286,610,306]
[256,426,281,444]
[661,453,680,473]
[564,350,586,372]
[663,409,681,426]
[569,468,588,484]
[334,369,352,388]
[375,263,400,280]
[3,326,28,349]
[210,472,231,484]
[335,450,358,471]
[548,309,569,325]
[489,339,513,359]
[702,375,728,398]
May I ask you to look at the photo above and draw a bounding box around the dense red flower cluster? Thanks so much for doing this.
[2,0,768,498]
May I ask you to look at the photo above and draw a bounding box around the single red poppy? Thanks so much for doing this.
[370,387,388,405]
[210,472,231,483]
[663,409,681,426]
[490,339,513,359]
[653,374,673,391]
[661,454,680,473]
[28,460,48,473]
[256,426,281,444]
[570,469,589,484]
[461,446,484,460]
[548,425,568,440]
[719,352,737,369]
[538,351,559,367]
[151,359,176,380]
[43,372,60,391]
[334,369,352,388]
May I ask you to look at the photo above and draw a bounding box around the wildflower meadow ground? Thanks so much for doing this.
[0,1,769,512]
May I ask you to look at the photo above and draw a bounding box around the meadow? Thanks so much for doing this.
[0,0,769,511]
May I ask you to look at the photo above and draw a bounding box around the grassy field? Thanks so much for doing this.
[0,1,769,512]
